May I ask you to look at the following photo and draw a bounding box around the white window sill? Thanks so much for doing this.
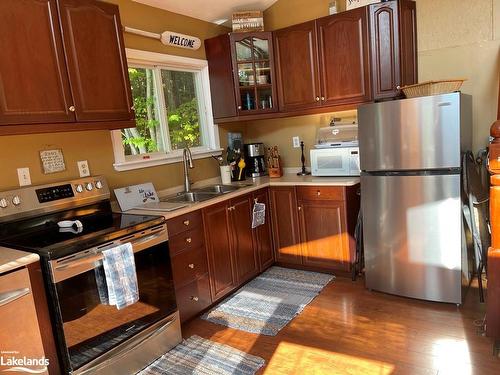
[113,148,223,172]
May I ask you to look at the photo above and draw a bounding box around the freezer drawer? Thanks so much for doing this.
[358,93,471,172]
[361,173,462,303]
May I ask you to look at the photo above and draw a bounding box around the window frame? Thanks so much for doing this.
[111,48,221,172]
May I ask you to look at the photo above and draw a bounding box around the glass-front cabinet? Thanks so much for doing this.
[230,32,277,115]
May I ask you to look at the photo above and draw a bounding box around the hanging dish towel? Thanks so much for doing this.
[100,243,139,310]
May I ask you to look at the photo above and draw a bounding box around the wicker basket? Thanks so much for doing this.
[399,79,466,98]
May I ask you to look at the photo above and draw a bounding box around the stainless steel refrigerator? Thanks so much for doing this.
[358,93,472,304]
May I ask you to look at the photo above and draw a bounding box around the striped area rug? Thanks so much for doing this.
[138,335,265,375]
[202,266,334,336]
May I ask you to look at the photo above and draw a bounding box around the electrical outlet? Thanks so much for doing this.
[292,136,300,148]
[77,160,90,177]
[17,168,31,186]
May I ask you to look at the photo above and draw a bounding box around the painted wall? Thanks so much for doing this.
[0,0,229,191]
[229,0,500,168]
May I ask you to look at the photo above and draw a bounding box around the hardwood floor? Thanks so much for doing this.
[182,276,500,374]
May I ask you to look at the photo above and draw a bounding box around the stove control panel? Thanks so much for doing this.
[0,176,110,221]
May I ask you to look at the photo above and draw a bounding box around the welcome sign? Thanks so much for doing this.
[124,27,201,51]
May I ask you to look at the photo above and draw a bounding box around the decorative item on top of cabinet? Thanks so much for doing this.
[368,0,418,100]
[0,0,135,135]
[205,32,278,120]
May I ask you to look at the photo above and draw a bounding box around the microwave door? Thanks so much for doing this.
[312,149,350,176]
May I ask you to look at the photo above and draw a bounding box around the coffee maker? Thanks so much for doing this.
[245,143,267,177]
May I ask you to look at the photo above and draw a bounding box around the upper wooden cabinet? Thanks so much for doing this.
[273,21,321,112]
[369,0,418,100]
[205,32,278,120]
[317,7,372,106]
[58,0,134,122]
[0,0,135,135]
[0,0,74,126]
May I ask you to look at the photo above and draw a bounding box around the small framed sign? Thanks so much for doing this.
[40,149,66,174]
[346,0,380,10]
[232,11,264,32]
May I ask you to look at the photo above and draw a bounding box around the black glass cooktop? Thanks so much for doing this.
[0,202,165,259]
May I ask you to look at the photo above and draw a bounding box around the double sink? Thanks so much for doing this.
[161,184,246,203]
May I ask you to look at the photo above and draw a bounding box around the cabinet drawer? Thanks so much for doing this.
[169,228,205,256]
[167,210,202,237]
[176,275,211,322]
[171,246,209,288]
[297,186,345,201]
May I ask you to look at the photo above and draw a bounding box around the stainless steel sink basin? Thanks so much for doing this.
[193,184,242,194]
[161,191,220,203]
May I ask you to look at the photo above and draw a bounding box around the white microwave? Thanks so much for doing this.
[310,147,360,176]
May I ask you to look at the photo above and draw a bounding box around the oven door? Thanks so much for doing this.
[311,148,350,176]
[48,224,180,373]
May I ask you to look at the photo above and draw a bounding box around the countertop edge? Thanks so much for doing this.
[0,248,40,275]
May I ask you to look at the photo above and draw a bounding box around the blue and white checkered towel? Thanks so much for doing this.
[99,243,139,310]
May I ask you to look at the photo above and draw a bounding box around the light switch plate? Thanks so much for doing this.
[77,160,90,177]
[17,167,31,186]
[292,136,300,148]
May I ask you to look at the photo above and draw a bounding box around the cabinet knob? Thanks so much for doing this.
[321,97,325,101]
[188,263,195,269]
[228,206,235,211]
[69,105,76,112]
[298,206,302,211]
[186,237,192,243]
[190,296,199,302]
[317,190,321,196]
[315,97,320,102]
[237,105,242,110]
[183,220,190,226]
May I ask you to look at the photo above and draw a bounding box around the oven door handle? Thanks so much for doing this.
[77,314,178,375]
[54,228,167,271]
[0,287,30,307]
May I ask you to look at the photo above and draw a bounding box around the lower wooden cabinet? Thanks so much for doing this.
[253,189,274,271]
[174,275,212,322]
[270,187,302,265]
[272,185,360,273]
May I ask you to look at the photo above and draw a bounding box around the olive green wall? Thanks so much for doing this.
[0,0,229,191]
[225,0,500,169]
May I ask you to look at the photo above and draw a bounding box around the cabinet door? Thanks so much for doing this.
[369,1,401,100]
[253,189,274,271]
[0,268,47,374]
[58,0,134,122]
[298,200,351,271]
[231,194,259,283]
[270,187,302,264]
[0,0,74,126]
[274,21,321,112]
[398,0,418,87]
[203,202,237,300]
[317,8,371,106]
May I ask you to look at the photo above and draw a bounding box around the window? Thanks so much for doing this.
[111,49,220,171]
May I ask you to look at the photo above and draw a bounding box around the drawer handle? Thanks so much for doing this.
[188,263,195,269]
[190,296,199,302]
[317,190,321,196]
[183,220,190,226]
[185,237,192,243]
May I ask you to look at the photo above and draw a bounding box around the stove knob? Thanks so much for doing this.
[86,182,94,191]
[12,196,21,206]
[0,198,8,208]
[95,180,103,189]
[75,184,84,193]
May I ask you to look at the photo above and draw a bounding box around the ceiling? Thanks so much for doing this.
[132,0,278,26]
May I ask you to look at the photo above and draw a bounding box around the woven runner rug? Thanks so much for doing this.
[138,335,265,375]
[202,266,334,336]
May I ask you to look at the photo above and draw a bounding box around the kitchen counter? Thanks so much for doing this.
[122,174,360,220]
[0,247,40,274]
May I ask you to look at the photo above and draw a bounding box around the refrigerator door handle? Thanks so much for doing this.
[438,102,452,107]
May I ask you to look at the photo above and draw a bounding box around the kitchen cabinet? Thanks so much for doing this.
[252,189,274,271]
[271,185,360,273]
[0,0,135,135]
[273,21,321,112]
[317,7,371,106]
[270,187,302,265]
[167,211,212,322]
[369,0,418,100]
[205,32,278,120]
[0,267,49,374]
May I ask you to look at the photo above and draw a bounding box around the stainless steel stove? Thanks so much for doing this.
[0,177,181,375]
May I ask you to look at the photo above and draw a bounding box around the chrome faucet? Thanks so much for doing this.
[182,147,194,192]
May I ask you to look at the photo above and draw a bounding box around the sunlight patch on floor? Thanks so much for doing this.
[432,338,472,375]
[264,341,395,375]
